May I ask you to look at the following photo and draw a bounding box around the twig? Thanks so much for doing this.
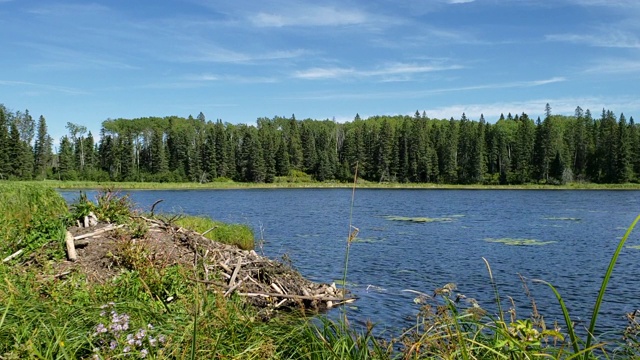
[150,199,163,217]
[224,276,250,297]
[228,259,242,286]
[74,224,124,240]
[2,248,24,263]
[201,226,218,237]
[236,292,356,303]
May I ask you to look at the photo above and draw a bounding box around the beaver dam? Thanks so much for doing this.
[45,213,355,317]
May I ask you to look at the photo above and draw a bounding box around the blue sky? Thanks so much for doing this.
[1,0,639,142]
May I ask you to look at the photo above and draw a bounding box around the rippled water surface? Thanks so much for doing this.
[60,189,640,336]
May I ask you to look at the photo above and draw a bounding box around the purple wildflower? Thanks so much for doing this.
[140,349,148,358]
[94,323,107,335]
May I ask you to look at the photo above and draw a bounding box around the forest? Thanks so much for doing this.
[0,103,637,185]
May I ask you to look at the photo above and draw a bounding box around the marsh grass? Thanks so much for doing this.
[0,183,68,260]
[173,215,254,250]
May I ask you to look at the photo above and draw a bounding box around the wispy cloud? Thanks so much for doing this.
[180,46,308,63]
[566,0,640,8]
[547,30,640,48]
[27,3,110,16]
[422,96,640,121]
[294,62,464,80]
[286,77,566,100]
[447,0,475,4]
[585,59,640,73]
[0,80,86,95]
[249,5,369,27]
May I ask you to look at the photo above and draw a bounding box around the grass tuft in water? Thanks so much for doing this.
[485,238,556,246]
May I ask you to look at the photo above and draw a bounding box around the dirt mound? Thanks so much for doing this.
[54,216,354,314]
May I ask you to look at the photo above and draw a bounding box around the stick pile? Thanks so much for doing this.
[167,220,356,313]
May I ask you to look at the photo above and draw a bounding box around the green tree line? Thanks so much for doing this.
[1,103,638,185]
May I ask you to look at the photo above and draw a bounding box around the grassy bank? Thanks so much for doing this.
[2,184,640,359]
[173,215,254,250]
[9,179,640,190]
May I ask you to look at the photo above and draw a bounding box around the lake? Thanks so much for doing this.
[60,188,640,338]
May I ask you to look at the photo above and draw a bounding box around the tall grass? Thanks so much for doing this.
[0,183,67,258]
[173,215,255,250]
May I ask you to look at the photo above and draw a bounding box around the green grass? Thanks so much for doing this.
[173,215,255,251]
[0,183,68,259]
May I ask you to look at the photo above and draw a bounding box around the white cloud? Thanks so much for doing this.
[421,96,640,121]
[181,46,308,63]
[294,62,464,80]
[447,0,475,4]
[284,77,566,101]
[585,59,640,73]
[0,80,86,95]
[547,30,640,48]
[249,6,368,27]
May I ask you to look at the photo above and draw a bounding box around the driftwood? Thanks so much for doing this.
[74,224,124,241]
[65,231,77,261]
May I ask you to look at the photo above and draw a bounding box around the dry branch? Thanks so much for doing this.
[74,224,124,240]
[65,231,77,261]
[237,292,356,303]
[2,248,24,263]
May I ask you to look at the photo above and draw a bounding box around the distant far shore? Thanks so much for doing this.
[8,179,640,190]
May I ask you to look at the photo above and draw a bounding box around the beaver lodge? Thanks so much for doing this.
[46,213,355,318]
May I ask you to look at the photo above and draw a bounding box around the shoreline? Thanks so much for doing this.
[9,179,640,191]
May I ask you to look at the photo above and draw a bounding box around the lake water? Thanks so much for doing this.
[59,188,640,338]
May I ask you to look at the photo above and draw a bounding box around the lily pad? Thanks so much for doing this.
[484,238,556,246]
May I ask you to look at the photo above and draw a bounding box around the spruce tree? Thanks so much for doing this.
[33,115,52,179]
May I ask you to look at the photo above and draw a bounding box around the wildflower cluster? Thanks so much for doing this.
[91,302,167,359]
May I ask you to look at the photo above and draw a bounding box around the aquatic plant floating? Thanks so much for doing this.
[543,217,581,221]
[384,215,455,223]
[625,245,640,250]
[484,238,556,246]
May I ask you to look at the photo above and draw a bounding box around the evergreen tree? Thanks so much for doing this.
[615,113,632,183]
[58,136,76,180]
[150,127,168,175]
[287,115,304,170]
[33,115,52,179]
[300,123,317,174]
[0,106,10,178]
